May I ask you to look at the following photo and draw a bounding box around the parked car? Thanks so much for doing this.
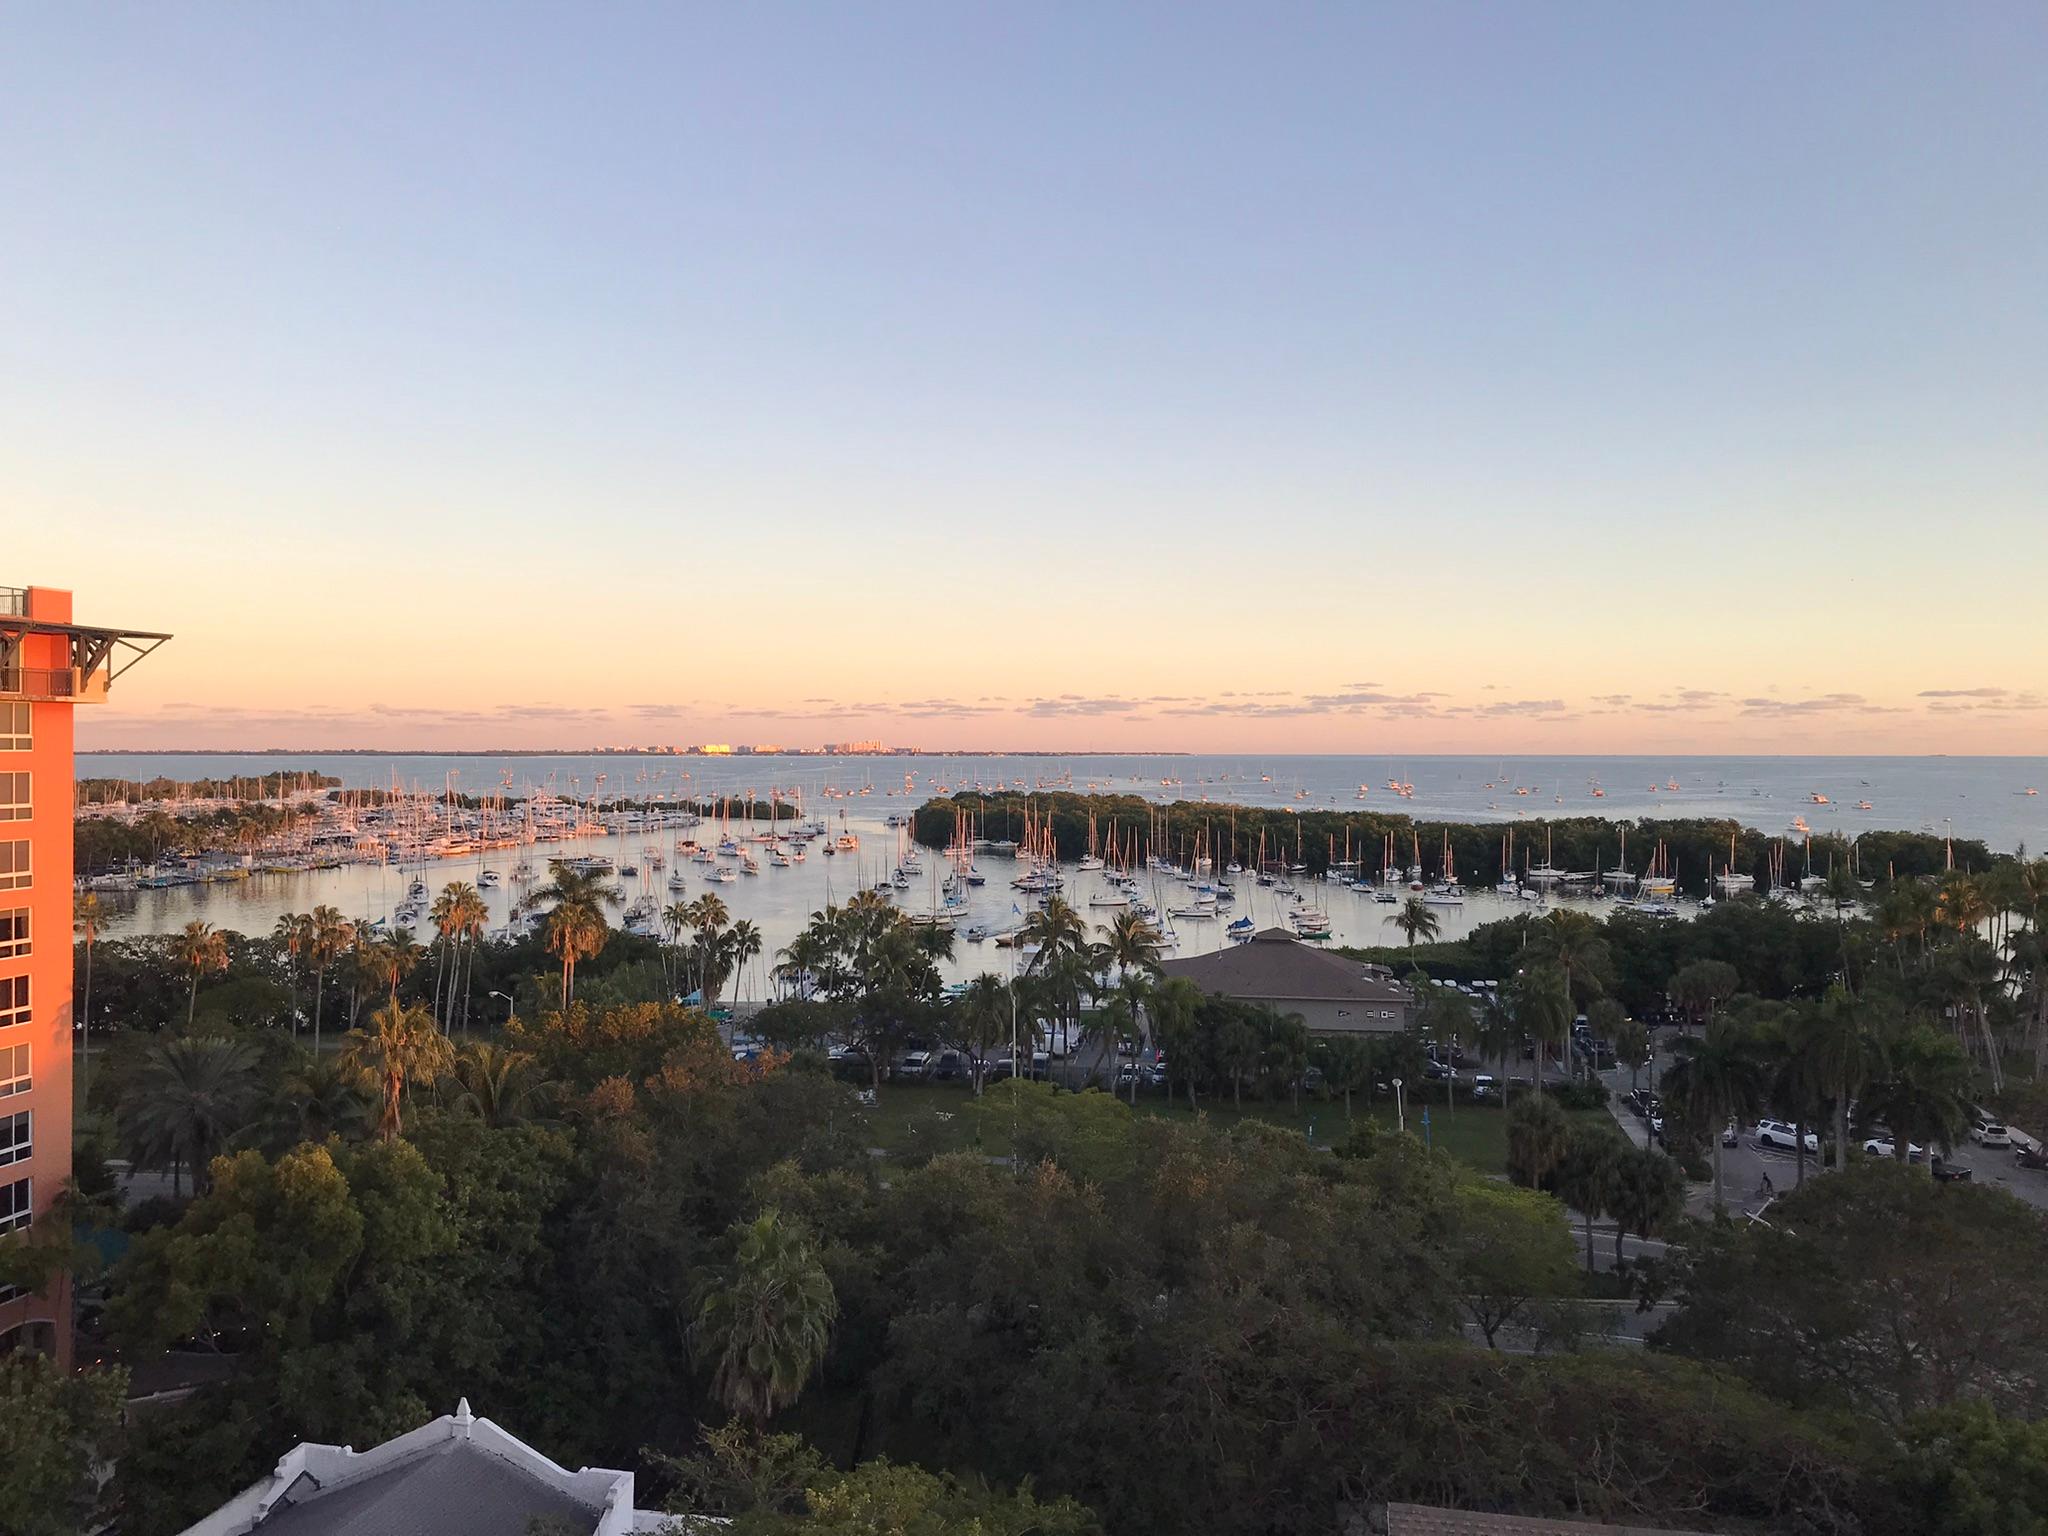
[1932,1157,1974,1183]
[827,1046,873,1083]
[1972,1122,2012,1149]
[1863,1135,1926,1162]
[1756,1119,1820,1155]
[931,1050,971,1083]
[894,1049,933,1082]
[1470,1074,1497,1102]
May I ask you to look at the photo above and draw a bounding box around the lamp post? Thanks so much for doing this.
[489,990,515,1031]
[1391,1076,1406,1134]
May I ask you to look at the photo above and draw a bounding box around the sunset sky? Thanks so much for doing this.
[8,4,2046,755]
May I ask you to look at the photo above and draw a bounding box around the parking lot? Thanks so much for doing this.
[1602,1043,2048,1216]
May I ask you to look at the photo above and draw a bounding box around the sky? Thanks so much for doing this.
[5,3,2046,755]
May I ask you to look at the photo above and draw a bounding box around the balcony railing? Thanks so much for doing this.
[0,589,24,619]
[0,667,86,702]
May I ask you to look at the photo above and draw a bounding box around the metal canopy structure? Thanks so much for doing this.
[0,614,173,698]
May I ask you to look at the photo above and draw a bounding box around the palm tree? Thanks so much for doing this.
[525,861,620,920]
[173,919,230,1029]
[1473,990,1522,1107]
[949,974,1012,1093]
[1938,933,2005,1091]
[692,1209,837,1426]
[1756,1004,1825,1186]
[1611,1016,1652,1095]
[683,892,730,938]
[1417,977,1475,1116]
[274,1053,374,1144]
[1809,986,1878,1172]
[1859,1021,1971,1164]
[1149,974,1205,1110]
[1021,895,1088,970]
[449,883,490,1035]
[429,885,464,1026]
[1392,897,1440,948]
[272,910,309,1037]
[724,920,765,1005]
[546,902,607,1006]
[116,1035,261,1197]
[1609,1146,1686,1271]
[1099,909,1165,975]
[444,1042,554,1127]
[340,1000,456,1141]
[1531,908,1610,1014]
[1108,968,1155,1102]
[75,892,104,1095]
[306,906,355,1054]
[1318,1034,1374,1120]
[1505,1094,1571,1190]
[1554,1130,1624,1272]
[359,928,427,1010]
[1511,963,1573,1097]
[1661,1021,1766,1210]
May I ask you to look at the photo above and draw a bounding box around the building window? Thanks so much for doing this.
[0,976,24,1030]
[0,1111,26,1167]
[0,704,25,752]
[0,909,23,960]
[0,1176,28,1235]
[0,1044,26,1097]
[0,841,24,891]
[0,773,24,822]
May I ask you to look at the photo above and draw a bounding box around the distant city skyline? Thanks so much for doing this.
[10,4,2046,754]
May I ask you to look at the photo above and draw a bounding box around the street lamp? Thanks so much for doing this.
[1391,1076,1406,1134]
[489,990,515,1031]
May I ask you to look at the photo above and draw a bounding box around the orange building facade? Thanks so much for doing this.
[0,585,166,1361]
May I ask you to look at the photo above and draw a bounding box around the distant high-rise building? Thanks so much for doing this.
[0,584,167,1363]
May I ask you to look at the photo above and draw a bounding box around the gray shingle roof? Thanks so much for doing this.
[1160,928,1410,1004]
[1385,1504,1731,1536]
[255,1439,601,1536]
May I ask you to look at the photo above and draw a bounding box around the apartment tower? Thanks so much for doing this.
[0,583,166,1361]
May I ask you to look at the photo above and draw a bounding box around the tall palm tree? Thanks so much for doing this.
[1511,963,1573,1098]
[340,1000,456,1141]
[1609,1146,1686,1271]
[692,1209,837,1426]
[1392,897,1440,948]
[1938,933,2005,1091]
[75,892,104,1095]
[949,974,1012,1094]
[1317,1034,1374,1120]
[725,919,765,1005]
[451,883,490,1035]
[1505,1093,1571,1189]
[1099,909,1165,976]
[429,885,464,1025]
[1531,908,1610,1013]
[1859,1021,1971,1164]
[274,1053,374,1144]
[1417,977,1475,1116]
[444,1041,555,1128]
[272,910,309,1037]
[307,906,355,1054]
[546,902,607,1006]
[1021,895,1088,970]
[116,1035,261,1197]
[1810,985,1879,1172]
[1149,974,1205,1110]
[359,928,427,1008]
[173,919,230,1029]
[1554,1131,1625,1272]
[1474,990,1522,1107]
[1661,1022,1766,1210]
[683,892,730,938]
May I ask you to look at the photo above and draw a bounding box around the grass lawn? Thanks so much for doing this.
[861,1081,1619,1175]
